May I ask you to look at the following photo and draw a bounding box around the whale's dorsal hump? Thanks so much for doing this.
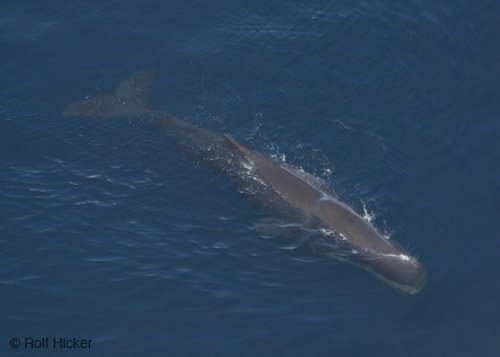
[223,134,254,159]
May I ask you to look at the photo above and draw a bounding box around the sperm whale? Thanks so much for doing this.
[64,69,426,294]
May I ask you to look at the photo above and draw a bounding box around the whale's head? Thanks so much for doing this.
[310,200,426,294]
[317,239,427,294]
[311,232,426,294]
[358,250,426,295]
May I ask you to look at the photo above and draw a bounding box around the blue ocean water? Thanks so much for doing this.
[1,1,499,356]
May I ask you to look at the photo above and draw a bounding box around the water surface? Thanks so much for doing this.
[1,1,499,356]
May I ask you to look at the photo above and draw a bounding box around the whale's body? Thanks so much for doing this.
[64,69,426,294]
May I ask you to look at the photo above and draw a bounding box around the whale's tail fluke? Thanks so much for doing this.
[63,69,157,118]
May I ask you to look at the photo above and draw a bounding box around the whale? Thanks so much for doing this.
[64,69,426,294]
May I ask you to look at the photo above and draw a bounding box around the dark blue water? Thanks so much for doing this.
[1,1,499,356]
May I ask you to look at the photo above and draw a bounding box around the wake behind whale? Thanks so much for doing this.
[64,69,426,294]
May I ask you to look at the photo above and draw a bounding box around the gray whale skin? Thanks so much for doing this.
[64,69,426,295]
